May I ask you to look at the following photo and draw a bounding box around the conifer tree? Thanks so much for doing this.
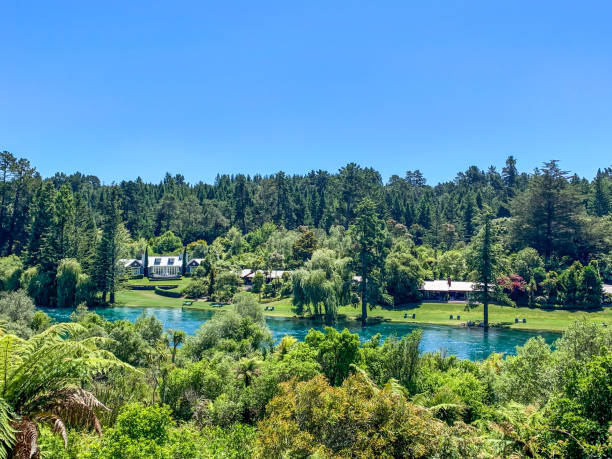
[181,246,187,275]
[143,246,149,277]
[54,184,75,260]
[93,187,123,303]
[467,210,501,329]
[351,198,387,326]
[74,194,98,274]
[26,182,56,267]
[591,170,609,217]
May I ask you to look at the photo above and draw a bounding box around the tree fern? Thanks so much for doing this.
[0,323,132,457]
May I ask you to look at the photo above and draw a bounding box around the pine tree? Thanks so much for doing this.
[467,210,500,329]
[502,155,518,197]
[463,195,476,242]
[351,198,387,326]
[591,170,610,217]
[93,187,123,303]
[143,246,149,277]
[74,194,98,274]
[181,246,187,275]
[26,182,56,266]
[54,184,75,260]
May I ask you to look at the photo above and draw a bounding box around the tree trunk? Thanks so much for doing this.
[361,267,367,326]
[483,286,489,329]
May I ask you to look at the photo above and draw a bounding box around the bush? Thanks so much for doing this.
[154,287,183,298]
[182,279,209,299]
[129,284,156,290]
[0,255,22,291]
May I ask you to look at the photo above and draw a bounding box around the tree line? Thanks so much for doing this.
[0,151,611,321]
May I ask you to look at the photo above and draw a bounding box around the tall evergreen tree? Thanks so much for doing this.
[26,182,56,267]
[502,155,518,197]
[74,194,98,274]
[54,184,75,260]
[143,246,149,277]
[462,194,476,242]
[181,246,187,275]
[351,198,387,326]
[467,210,500,329]
[591,170,610,217]
[511,160,583,264]
[93,187,123,303]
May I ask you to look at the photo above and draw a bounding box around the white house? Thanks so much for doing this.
[147,256,183,278]
[420,279,479,301]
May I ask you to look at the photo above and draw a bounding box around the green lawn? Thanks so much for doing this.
[115,286,612,332]
[126,277,191,288]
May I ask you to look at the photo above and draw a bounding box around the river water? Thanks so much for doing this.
[40,306,560,361]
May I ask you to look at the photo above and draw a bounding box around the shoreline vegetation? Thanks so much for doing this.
[113,287,612,332]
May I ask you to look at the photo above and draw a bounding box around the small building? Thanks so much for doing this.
[121,259,144,276]
[242,270,286,285]
[604,284,612,303]
[420,279,479,301]
[186,258,204,273]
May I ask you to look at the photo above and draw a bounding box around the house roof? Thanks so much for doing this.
[147,256,182,268]
[244,270,286,279]
[120,259,142,268]
[187,258,204,266]
[421,280,478,292]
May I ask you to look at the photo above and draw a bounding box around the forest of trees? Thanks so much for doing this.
[0,151,611,457]
[0,151,611,324]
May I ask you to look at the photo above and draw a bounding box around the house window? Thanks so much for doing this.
[154,258,161,265]
[168,258,175,265]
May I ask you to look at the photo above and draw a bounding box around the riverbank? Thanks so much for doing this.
[114,288,612,332]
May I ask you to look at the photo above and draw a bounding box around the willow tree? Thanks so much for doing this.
[292,249,352,323]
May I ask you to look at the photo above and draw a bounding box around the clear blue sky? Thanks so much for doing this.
[1,1,611,184]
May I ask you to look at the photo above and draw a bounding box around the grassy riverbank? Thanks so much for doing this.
[114,286,612,332]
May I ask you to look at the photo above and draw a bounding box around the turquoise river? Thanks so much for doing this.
[40,306,560,361]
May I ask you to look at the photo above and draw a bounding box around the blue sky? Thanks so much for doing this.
[1,1,611,184]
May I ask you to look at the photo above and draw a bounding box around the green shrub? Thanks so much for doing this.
[155,286,183,298]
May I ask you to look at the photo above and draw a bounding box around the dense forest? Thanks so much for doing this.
[1,151,611,320]
[0,151,611,457]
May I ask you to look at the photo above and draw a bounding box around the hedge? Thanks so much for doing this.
[154,287,183,298]
[129,285,156,290]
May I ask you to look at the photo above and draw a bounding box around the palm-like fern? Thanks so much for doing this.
[0,323,130,458]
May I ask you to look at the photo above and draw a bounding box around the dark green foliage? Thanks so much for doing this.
[305,327,362,386]
[291,229,317,263]
[93,187,123,303]
[351,198,388,324]
[154,286,183,298]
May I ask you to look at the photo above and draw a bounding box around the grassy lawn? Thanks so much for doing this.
[115,286,612,332]
[126,277,191,288]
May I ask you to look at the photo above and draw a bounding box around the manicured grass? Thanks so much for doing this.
[115,286,612,332]
[114,288,209,308]
[261,298,612,331]
[126,277,191,288]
